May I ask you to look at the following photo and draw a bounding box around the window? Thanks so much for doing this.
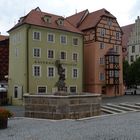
[47,67,55,77]
[33,48,41,58]
[47,50,54,59]
[109,56,115,63]
[72,68,78,78]
[73,37,78,46]
[100,42,105,49]
[130,55,134,62]
[60,35,67,44]
[100,28,106,37]
[43,15,51,23]
[72,53,78,61]
[33,31,41,40]
[57,19,64,26]
[132,46,135,53]
[114,45,119,53]
[38,86,47,94]
[70,86,77,93]
[99,72,105,81]
[116,32,120,40]
[60,51,67,60]
[114,70,119,77]
[47,33,55,42]
[100,57,104,65]
[109,70,114,77]
[136,55,139,59]
[15,48,19,57]
[33,65,41,77]
[108,18,112,26]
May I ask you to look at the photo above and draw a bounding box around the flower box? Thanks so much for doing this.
[0,108,13,129]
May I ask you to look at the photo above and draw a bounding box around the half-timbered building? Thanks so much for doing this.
[67,8,124,96]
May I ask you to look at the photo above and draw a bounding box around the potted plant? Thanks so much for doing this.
[0,107,13,129]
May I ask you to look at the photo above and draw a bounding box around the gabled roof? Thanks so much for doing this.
[9,7,82,34]
[66,9,89,27]
[79,8,116,30]
[121,24,134,47]
[67,8,116,31]
[0,35,8,41]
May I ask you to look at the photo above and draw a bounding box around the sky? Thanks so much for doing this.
[0,0,140,35]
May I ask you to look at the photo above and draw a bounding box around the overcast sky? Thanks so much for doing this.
[0,0,140,35]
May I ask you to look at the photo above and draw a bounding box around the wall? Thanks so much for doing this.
[24,93,101,119]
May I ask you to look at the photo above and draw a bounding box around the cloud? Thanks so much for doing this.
[0,0,139,34]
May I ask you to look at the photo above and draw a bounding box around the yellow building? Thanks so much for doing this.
[8,7,83,105]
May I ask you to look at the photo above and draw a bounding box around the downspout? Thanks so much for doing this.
[26,25,31,93]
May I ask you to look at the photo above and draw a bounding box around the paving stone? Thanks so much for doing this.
[0,112,140,140]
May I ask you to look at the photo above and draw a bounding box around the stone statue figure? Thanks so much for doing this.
[55,60,66,92]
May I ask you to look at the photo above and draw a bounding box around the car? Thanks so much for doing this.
[0,83,7,92]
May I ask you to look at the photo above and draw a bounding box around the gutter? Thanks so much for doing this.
[26,25,31,93]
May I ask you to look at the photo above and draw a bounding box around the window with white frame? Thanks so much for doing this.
[116,32,120,40]
[100,57,104,65]
[47,50,54,59]
[47,66,55,77]
[60,51,67,60]
[47,33,55,42]
[37,86,47,94]
[60,35,67,44]
[33,31,41,40]
[113,45,119,53]
[72,37,78,46]
[72,53,78,61]
[100,28,106,37]
[72,68,78,78]
[33,48,41,58]
[109,70,114,77]
[70,86,77,93]
[100,42,105,49]
[130,55,134,62]
[33,65,41,77]
[132,46,135,53]
[99,72,105,81]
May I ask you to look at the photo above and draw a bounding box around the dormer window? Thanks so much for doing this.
[57,18,64,26]
[43,15,51,23]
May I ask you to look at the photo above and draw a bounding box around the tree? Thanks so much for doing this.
[123,60,130,87]
[123,58,140,88]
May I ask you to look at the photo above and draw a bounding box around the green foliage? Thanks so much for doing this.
[123,58,140,87]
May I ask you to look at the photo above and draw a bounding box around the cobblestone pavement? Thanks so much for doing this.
[1,112,140,140]
[102,94,140,105]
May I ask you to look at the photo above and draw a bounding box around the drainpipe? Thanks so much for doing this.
[26,25,31,93]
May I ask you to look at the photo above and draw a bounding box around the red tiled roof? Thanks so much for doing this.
[66,9,89,27]
[79,8,116,30]
[121,24,134,47]
[9,7,82,34]
[0,35,8,41]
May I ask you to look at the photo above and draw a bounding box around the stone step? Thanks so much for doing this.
[119,103,140,110]
[101,108,117,114]
[135,103,140,106]
[101,105,125,113]
[107,103,136,112]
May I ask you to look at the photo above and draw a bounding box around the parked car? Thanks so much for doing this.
[0,83,7,92]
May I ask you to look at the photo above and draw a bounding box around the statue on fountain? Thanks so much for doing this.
[55,60,66,95]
